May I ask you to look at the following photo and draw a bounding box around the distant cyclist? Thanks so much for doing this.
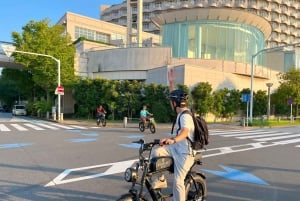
[140,105,152,124]
[96,105,106,119]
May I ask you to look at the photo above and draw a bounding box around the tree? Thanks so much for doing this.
[277,68,300,116]
[212,88,241,121]
[11,19,75,103]
[191,82,213,116]
[271,83,293,116]
[253,90,267,117]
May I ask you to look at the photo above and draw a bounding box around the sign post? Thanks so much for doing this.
[287,98,293,122]
[55,85,64,95]
[242,93,250,127]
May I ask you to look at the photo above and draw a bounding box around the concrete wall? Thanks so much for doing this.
[87,47,171,72]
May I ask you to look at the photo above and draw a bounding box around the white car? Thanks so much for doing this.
[12,105,27,116]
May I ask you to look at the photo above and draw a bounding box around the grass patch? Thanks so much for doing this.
[250,119,300,127]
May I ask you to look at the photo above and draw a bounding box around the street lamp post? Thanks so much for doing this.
[1,44,62,121]
[249,42,300,123]
[266,82,273,120]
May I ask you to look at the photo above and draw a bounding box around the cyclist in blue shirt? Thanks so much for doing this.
[140,105,152,123]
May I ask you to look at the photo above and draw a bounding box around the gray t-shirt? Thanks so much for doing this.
[173,110,195,154]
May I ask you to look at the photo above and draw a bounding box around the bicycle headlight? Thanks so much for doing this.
[124,168,137,182]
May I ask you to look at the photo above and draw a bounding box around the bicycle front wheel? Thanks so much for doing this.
[149,123,156,133]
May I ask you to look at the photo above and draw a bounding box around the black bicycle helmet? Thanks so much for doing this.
[168,89,188,107]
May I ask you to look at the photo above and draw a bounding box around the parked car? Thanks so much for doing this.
[12,105,27,116]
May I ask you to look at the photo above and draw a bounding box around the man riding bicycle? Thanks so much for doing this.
[96,105,106,119]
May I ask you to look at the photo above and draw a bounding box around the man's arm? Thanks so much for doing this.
[168,68,175,91]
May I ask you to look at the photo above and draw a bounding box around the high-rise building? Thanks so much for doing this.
[101,0,300,71]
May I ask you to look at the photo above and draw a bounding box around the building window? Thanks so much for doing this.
[162,20,265,65]
[75,26,110,43]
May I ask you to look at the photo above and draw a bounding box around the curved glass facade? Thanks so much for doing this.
[162,20,265,65]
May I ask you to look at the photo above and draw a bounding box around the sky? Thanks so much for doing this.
[0,0,124,43]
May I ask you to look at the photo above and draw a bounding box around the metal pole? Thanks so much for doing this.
[249,55,255,123]
[57,59,61,121]
[266,83,273,120]
[249,41,300,124]
[1,47,61,121]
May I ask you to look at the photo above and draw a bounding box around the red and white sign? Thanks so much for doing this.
[55,85,64,95]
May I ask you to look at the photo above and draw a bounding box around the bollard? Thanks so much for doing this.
[61,113,64,121]
[46,111,49,119]
[53,112,56,121]
[124,117,127,128]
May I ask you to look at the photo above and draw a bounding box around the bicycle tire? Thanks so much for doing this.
[116,194,135,201]
[185,173,207,201]
[139,122,145,132]
[102,119,107,127]
[149,123,156,133]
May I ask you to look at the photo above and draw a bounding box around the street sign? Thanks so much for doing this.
[55,85,64,95]
[287,98,293,105]
[241,93,250,102]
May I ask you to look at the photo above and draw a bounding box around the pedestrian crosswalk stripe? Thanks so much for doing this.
[273,138,300,145]
[24,123,45,131]
[238,132,290,139]
[211,129,300,147]
[11,123,28,131]
[0,124,10,131]
[210,129,266,135]
[34,123,59,130]
[69,125,87,129]
[0,123,88,132]
[216,130,274,137]
[48,123,74,129]
[255,133,300,142]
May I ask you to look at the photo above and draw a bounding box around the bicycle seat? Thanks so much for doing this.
[149,156,174,173]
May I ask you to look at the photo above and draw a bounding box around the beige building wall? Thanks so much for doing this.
[147,64,279,93]
[86,46,171,80]
[57,12,160,46]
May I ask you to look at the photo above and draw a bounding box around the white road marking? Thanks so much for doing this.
[68,125,87,129]
[0,124,10,131]
[238,132,289,139]
[48,123,75,129]
[24,123,45,131]
[271,137,300,145]
[219,131,275,137]
[44,142,277,187]
[34,123,59,130]
[255,134,300,141]
[11,124,28,131]
[45,159,137,187]
[210,129,264,135]
[40,128,300,187]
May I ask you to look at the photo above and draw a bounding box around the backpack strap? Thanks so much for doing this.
[171,110,190,135]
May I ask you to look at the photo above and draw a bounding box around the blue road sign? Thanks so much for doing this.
[242,93,250,102]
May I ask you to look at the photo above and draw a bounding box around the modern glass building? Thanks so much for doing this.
[160,17,266,64]
[101,0,300,70]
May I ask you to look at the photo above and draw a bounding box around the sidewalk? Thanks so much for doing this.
[60,118,243,130]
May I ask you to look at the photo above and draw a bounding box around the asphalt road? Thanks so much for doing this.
[0,113,299,201]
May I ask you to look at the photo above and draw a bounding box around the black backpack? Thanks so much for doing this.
[171,110,209,150]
